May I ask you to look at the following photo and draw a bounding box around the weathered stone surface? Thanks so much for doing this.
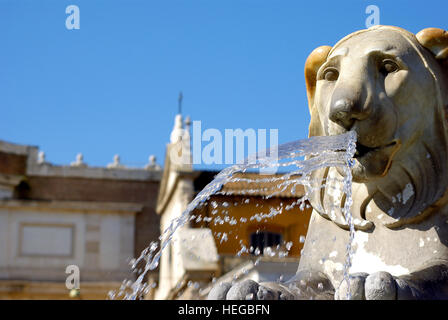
[255,282,298,300]
[178,228,219,272]
[365,272,397,300]
[395,278,414,300]
[257,285,280,300]
[300,25,448,300]
[226,280,259,300]
[336,273,368,300]
[211,25,448,300]
[207,282,232,300]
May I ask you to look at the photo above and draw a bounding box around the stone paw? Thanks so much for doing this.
[336,271,398,300]
[207,279,297,300]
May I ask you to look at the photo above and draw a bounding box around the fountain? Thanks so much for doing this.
[114,25,448,300]
[109,130,357,300]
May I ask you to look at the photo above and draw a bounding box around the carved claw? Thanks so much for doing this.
[207,282,233,300]
[365,271,397,300]
[336,271,398,300]
[335,272,368,300]
[225,280,259,300]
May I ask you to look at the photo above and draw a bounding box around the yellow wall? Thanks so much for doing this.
[192,195,312,258]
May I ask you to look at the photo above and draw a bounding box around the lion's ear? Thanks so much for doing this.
[304,46,332,137]
[416,28,448,60]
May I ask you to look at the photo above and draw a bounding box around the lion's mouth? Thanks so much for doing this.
[354,141,398,159]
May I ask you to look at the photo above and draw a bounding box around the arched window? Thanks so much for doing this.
[250,231,282,255]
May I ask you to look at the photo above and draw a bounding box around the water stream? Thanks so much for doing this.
[109,131,357,300]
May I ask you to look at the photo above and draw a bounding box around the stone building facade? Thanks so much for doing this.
[0,140,162,299]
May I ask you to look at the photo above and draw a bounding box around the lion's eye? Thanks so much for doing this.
[323,68,339,81]
[380,60,399,76]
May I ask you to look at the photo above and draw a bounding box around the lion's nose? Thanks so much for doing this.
[329,98,369,130]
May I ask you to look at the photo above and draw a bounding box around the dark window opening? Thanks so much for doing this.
[14,181,31,199]
[250,231,282,255]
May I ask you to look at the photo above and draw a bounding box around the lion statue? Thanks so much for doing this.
[208,25,448,300]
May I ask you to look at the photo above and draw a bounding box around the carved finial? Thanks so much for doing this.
[71,153,87,167]
[170,114,184,143]
[37,151,46,164]
[145,155,161,170]
[107,154,124,169]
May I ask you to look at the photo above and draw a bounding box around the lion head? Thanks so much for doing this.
[305,26,448,231]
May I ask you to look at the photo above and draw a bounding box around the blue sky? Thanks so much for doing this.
[1,0,447,170]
